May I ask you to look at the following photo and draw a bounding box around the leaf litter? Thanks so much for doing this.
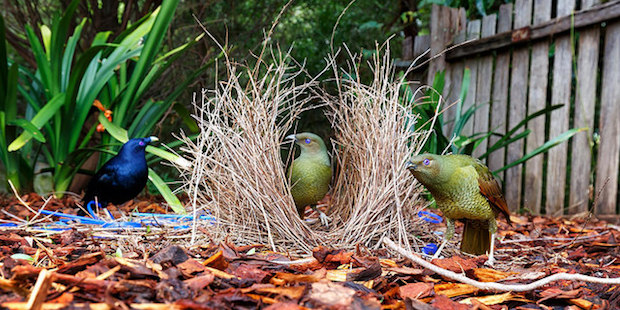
[0,193,618,309]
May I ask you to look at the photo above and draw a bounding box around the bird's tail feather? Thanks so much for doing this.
[460,220,491,255]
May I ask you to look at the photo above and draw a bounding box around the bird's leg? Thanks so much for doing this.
[312,204,330,227]
[485,233,496,266]
[485,218,498,266]
[432,218,455,259]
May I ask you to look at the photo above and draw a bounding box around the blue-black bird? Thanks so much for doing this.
[83,137,158,207]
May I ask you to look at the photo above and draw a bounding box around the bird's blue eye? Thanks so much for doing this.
[304,138,311,144]
[423,158,430,165]
[139,141,145,146]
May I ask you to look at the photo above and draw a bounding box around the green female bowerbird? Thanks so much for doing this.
[286,132,331,227]
[406,153,512,266]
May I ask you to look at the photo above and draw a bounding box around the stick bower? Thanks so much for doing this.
[179,48,432,254]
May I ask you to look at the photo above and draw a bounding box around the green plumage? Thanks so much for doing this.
[407,154,511,256]
[287,132,331,218]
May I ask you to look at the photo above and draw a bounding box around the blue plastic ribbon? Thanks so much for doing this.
[417,210,442,224]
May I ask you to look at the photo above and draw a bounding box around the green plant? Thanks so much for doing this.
[6,0,203,213]
[405,68,585,174]
[0,15,35,192]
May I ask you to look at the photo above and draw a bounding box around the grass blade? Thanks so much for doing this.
[148,169,185,214]
[493,127,587,174]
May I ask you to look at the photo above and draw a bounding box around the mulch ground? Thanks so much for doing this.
[0,193,618,309]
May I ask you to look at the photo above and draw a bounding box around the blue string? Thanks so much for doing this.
[417,210,443,255]
[37,209,214,231]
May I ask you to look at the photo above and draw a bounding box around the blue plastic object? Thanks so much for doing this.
[417,210,443,256]
[86,201,102,220]
[39,210,106,225]
[422,243,438,255]
[36,208,214,231]
[417,210,442,224]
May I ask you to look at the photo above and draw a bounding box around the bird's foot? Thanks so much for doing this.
[431,240,448,260]
[484,256,495,267]
[304,218,319,225]
[318,211,330,228]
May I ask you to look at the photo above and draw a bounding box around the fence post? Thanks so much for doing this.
[505,0,532,212]
[595,20,620,217]
[570,0,600,214]
[472,14,497,160]
[488,3,513,181]
[524,0,551,214]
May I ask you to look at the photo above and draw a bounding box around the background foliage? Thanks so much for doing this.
[0,0,407,199]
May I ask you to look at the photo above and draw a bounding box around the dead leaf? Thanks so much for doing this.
[242,284,305,299]
[202,250,228,270]
[309,281,355,307]
[312,247,353,265]
[460,292,525,305]
[246,293,278,305]
[380,259,399,268]
[272,269,325,284]
[473,268,514,282]
[183,273,214,291]
[399,282,434,299]
[434,283,479,298]
[432,294,469,310]
[177,258,207,277]
[569,298,600,309]
[230,264,270,283]
[264,302,303,310]
[388,266,425,276]
[538,288,581,303]
[204,266,237,279]
[432,256,477,273]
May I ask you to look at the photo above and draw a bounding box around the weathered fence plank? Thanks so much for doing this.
[416,0,619,217]
[546,0,575,216]
[488,3,513,180]
[444,0,620,60]
[462,19,481,137]
[595,20,620,215]
[413,35,430,61]
[428,5,454,85]
[443,8,466,137]
[524,0,551,214]
[569,0,600,213]
[505,0,532,211]
[472,14,497,160]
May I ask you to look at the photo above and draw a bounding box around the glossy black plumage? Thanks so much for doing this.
[83,137,157,206]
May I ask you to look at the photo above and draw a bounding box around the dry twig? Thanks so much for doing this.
[384,238,620,292]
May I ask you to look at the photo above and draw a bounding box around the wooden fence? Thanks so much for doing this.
[400,0,620,220]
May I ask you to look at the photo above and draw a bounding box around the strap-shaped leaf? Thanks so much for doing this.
[9,119,46,143]
[8,93,65,151]
[148,169,185,214]
[98,113,190,169]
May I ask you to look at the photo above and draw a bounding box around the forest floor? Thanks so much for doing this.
[0,193,618,309]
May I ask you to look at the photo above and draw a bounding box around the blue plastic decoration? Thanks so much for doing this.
[422,243,438,255]
[417,210,442,224]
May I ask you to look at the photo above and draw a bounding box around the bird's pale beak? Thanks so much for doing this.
[405,161,417,171]
[148,136,159,143]
[285,134,297,142]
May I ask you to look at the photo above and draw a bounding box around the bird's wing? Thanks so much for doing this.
[93,163,119,187]
[473,162,512,225]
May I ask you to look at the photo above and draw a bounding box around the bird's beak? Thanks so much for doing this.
[285,134,297,142]
[405,161,417,171]
[148,136,159,143]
